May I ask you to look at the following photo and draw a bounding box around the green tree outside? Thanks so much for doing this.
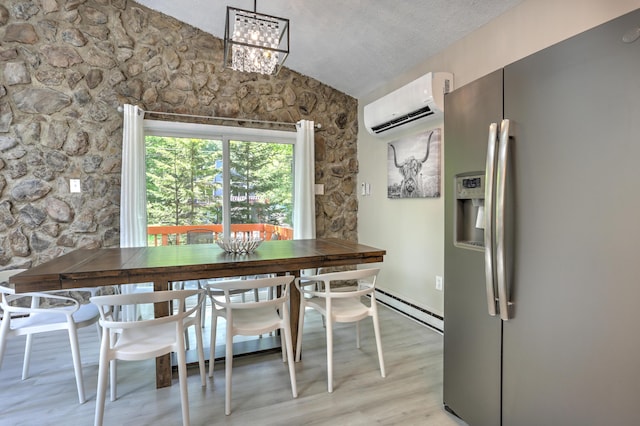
[146,136,222,226]
[230,140,293,226]
[146,136,293,230]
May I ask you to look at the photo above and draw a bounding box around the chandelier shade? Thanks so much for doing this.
[224,4,290,75]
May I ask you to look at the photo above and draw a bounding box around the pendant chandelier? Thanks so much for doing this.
[224,1,290,75]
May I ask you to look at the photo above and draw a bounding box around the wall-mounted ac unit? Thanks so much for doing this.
[363,72,453,137]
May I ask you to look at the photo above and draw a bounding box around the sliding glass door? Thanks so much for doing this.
[143,121,295,246]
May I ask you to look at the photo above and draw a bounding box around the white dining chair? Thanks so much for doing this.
[295,268,385,392]
[205,275,297,415]
[90,289,206,426]
[0,269,100,404]
[174,229,264,331]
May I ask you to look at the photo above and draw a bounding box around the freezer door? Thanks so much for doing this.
[443,69,504,426]
[502,9,640,426]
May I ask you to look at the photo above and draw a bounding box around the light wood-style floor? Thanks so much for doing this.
[0,300,467,426]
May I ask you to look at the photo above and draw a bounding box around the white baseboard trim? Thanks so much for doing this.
[375,289,443,334]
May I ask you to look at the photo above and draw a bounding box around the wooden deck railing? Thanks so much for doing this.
[147,224,294,246]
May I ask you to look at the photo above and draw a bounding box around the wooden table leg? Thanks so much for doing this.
[290,270,301,358]
[153,280,172,388]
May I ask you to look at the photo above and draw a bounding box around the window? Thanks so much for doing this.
[143,121,296,245]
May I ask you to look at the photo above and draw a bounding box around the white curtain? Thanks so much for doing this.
[294,120,316,240]
[120,105,148,315]
[120,104,147,248]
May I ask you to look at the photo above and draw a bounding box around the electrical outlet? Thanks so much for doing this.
[435,275,443,291]
[70,179,81,193]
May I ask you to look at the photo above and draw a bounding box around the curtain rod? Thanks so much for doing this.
[117,106,321,129]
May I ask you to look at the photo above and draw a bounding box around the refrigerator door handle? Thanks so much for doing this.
[484,122,499,317]
[496,119,512,320]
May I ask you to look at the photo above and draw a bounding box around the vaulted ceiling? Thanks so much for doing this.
[135,0,523,98]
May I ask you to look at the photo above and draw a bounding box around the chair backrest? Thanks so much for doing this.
[0,269,84,317]
[297,268,380,299]
[207,275,293,310]
[90,289,203,331]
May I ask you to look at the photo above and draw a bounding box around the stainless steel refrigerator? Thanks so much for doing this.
[443,9,640,426]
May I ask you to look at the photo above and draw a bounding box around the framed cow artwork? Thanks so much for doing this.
[387,128,441,199]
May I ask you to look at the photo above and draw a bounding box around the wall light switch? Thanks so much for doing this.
[70,179,81,193]
[315,184,325,195]
[435,276,444,291]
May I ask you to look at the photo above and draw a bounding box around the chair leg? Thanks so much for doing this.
[326,318,333,393]
[356,320,361,349]
[268,286,275,337]
[295,303,305,362]
[21,333,33,380]
[194,320,206,387]
[254,288,264,339]
[184,293,191,349]
[208,310,218,379]
[67,322,87,403]
[371,311,386,378]
[0,315,10,370]
[110,359,117,401]
[280,327,286,362]
[95,337,110,426]
[200,296,207,328]
[283,323,298,398]
[225,325,233,416]
[176,344,191,426]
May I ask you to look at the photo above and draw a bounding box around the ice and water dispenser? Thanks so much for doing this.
[454,173,485,251]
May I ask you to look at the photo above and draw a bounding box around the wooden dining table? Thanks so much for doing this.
[8,238,385,388]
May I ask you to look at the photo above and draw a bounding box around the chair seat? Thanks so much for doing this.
[9,304,100,331]
[230,307,283,335]
[305,297,370,323]
[111,322,178,360]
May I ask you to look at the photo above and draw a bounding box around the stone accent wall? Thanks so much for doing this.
[0,0,359,270]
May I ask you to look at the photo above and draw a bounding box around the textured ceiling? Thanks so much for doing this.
[135,0,523,98]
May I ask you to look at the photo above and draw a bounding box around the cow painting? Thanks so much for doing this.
[387,129,441,199]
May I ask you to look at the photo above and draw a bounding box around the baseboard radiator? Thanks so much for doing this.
[374,289,443,334]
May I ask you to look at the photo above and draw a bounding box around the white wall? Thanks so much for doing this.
[357,0,638,317]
